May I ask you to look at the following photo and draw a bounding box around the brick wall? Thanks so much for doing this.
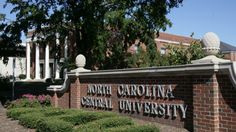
[217,74,236,132]
[193,74,220,132]
[79,76,193,130]
[70,78,80,108]
[49,70,236,132]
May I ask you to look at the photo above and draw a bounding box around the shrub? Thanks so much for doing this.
[42,107,71,117]
[7,107,39,120]
[19,74,26,80]
[18,112,45,128]
[7,94,51,109]
[22,94,51,106]
[37,95,51,106]
[7,98,41,109]
[106,125,160,132]
[45,78,53,83]
[7,107,159,132]
[22,94,36,100]
[61,111,117,125]
[0,75,11,91]
[36,118,73,132]
[75,116,133,131]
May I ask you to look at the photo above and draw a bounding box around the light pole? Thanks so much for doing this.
[12,57,15,100]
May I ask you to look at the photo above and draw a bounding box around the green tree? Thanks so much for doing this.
[0,14,5,21]
[1,0,183,69]
[127,47,151,68]
[127,40,208,68]
[167,40,205,65]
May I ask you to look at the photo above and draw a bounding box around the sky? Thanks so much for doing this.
[0,0,236,45]
[165,0,236,45]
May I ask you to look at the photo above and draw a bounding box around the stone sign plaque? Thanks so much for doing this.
[81,84,187,119]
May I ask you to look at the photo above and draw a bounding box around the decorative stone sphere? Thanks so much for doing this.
[202,32,220,55]
[76,54,86,68]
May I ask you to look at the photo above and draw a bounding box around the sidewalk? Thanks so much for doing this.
[0,103,35,132]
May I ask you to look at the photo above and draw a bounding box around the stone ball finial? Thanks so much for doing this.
[202,32,220,55]
[76,54,86,68]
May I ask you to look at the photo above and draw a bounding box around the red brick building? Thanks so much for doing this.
[155,32,236,61]
[155,32,194,55]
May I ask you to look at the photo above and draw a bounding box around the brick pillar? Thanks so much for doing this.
[76,78,81,109]
[193,74,219,132]
[70,78,81,108]
[50,92,58,107]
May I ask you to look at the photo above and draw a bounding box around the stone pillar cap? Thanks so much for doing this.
[202,32,220,55]
[71,54,91,73]
[192,32,230,64]
[76,54,86,68]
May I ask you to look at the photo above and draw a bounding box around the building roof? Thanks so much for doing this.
[220,41,236,52]
[158,32,195,44]
[159,32,236,52]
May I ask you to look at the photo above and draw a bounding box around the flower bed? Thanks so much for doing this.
[6,94,51,108]
[6,94,159,132]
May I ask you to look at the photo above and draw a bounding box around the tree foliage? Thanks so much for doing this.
[1,0,183,69]
[127,40,207,68]
[0,14,6,21]
[167,40,205,65]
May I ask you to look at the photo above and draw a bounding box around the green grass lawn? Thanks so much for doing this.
[7,107,159,132]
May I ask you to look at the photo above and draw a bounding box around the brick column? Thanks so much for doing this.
[70,78,80,108]
[50,92,58,107]
[193,74,219,132]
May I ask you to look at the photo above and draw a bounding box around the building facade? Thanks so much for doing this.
[1,32,236,80]
[0,57,26,78]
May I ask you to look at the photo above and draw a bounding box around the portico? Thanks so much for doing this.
[25,38,61,81]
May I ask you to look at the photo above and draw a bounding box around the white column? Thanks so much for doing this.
[35,43,41,79]
[55,33,60,79]
[63,37,68,79]
[44,43,50,79]
[26,40,31,80]
[55,63,60,79]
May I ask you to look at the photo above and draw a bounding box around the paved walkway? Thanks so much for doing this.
[0,103,35,132]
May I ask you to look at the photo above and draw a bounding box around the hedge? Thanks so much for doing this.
[74,116,134,132]
[36,118,73,132]
[18,112,45,128]
[106,125,160,132]
[61,111,117,125]
[42,107,68,117]
[7,107,160,132]
[6,108,39,120]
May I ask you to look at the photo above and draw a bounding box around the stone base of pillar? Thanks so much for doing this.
[55,65,60,79]
[34,78,43,81]
[23,78,32,81]
[55,77,61,80]
[21,79,45,82]
[35,77,41,80]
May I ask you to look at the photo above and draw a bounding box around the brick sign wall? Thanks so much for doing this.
[79,76,193,130]
[217,74,236,132]
[49,64,236,132]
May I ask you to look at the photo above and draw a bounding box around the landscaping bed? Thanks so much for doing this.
[6,94,159,132]
[7,107,159,132]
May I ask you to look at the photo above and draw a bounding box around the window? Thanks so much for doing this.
[160,48,166,55]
